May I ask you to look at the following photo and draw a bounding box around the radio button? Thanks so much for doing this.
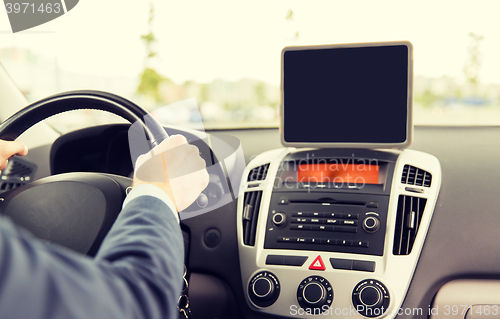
[326,212,341,218]
[291,217,308,223]
[339,213,359,219]
[329,183,343,189]
[334,226,358,233]
[311,212,325,218]
[345,213,359,219]
[353,241,369,248]
[321,239,337,245]
[342,220,358,226]
[290,224,312,230]
[340,239,353,246]
[278,198,289,205]
[325,219,338,224]
[315,225,333,231]
[292,211,312,217]
[366,201,379,208]
[305,238,320,244]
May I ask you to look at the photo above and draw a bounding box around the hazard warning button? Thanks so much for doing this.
[309,255,326,271]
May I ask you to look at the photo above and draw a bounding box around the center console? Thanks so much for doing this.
[237,41,441,318]
[237,148,441,318]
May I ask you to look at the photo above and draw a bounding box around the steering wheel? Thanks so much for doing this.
[0,90,168,256]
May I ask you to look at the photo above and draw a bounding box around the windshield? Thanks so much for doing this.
[1,0,500,132]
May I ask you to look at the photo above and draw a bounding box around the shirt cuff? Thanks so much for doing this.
[122,184,179,223]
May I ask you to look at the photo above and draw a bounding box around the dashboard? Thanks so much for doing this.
[24,120,443,318]
[0,43,495,315]
[4,124,500,319]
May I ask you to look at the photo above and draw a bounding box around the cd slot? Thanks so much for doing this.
[290,199,366,206]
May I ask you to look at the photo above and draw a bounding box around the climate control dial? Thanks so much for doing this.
[248,271,280,307]
[352,279,390,317]
[297,276,333,313]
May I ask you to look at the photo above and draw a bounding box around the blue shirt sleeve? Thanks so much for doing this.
[0,186,184,319]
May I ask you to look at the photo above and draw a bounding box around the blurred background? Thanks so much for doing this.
[1,0,500,133]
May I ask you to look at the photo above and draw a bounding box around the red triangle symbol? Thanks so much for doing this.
[309,255,326,271]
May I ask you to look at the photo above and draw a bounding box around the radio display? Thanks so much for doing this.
[297,163,379,185]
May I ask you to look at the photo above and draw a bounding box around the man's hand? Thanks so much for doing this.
[133,135,209,212]
[0,140,28,171]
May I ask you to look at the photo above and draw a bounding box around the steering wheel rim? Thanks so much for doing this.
[0,90,168,256]
[0,89,168,145]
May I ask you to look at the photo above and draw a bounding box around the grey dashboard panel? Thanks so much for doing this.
[430,279,500,319]
[396,126,500,318]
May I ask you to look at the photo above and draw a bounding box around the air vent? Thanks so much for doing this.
[242,191,263,246]
[247,163,270,181]
[0,182,24,191]
[6,160,33,176]
[0,157,36,193]
[393,195,427,255]
[401,165,432,187]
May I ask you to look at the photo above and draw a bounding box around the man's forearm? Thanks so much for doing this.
[95,190,184,318]
[0,187,183,319]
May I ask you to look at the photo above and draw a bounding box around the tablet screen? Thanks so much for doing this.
[282,43,411,148]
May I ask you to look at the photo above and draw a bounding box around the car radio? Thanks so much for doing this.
[264,150,399,257]
[237,42,441,319]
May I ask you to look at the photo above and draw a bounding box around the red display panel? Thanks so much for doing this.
[297,163,379,184]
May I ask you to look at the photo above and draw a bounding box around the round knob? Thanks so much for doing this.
[252,277,274,300]
[272,212,287,227]
[352,280,390,317]
[359,285,383,308]
[297,276,333,314]
[363,216,381,233]
[248,272,280,307]
[302,282,326,305]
